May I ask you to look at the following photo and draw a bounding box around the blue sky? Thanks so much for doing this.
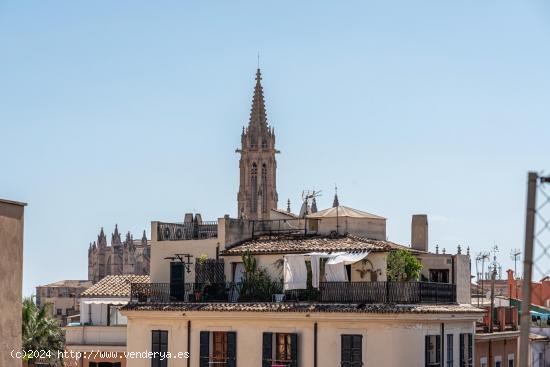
[1,1,549,296]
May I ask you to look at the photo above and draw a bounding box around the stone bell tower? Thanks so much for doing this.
[236,69,279,220]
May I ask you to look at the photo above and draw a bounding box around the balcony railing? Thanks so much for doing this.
[130,281,456,304]
[157,221,218,241]
[250,219,315,238]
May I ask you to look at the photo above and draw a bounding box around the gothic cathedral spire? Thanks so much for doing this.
[237,69,279,220]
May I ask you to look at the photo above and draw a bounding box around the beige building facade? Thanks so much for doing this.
[123,308,479,367]
[36,279,92,326]
[0,198,26,367]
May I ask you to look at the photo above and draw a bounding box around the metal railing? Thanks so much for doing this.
[157,221,218,241]
[250,219,314,238]
[130,281,456,304]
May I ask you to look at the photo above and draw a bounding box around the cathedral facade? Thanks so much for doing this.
[236,69,279,220]
[87,225,150,283]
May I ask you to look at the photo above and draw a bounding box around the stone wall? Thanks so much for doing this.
[0,199,25,367]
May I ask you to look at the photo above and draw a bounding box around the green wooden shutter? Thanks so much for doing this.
[262,332,273,367]
[151,331,160,367]
[467,333,472,367]
[342,335,352,367]
[227,332,237,367]
[200,331,210,367]
[430,336,434,367]
[290,333,299,367]
[160,331,168,367]
[459,334,465,367]
[436,336,441,365]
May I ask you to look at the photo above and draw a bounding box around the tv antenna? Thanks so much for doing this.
[301,190,322,213]
[510,249,522,279]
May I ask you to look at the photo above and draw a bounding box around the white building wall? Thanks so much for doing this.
[124,311,477,367]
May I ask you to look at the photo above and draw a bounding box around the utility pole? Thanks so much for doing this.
[489,264,496,367]
[519,172,537,367]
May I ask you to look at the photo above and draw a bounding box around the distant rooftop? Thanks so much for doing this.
[81,275,150,298]
[307,205,385,220]
[0,198,27,206]
[38,280,92,288]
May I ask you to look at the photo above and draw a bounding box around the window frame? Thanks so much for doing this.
[341,334,363,367]
[446,334,454,367]
[425,334,441,367]
[151,330,168,367]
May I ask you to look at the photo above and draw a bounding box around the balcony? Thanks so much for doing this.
[157,221,218,241]
[130,281,456,304]
[64,325,126,347]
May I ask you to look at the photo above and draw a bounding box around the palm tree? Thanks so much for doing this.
[22,296,65,366]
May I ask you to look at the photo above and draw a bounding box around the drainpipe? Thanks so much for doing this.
[187,320,191,367]
[314,322,318,367]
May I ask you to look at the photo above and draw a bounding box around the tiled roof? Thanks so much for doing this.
[81,275,150,298]
[122,302,483,314]
[221,235,409,256]
[38,280,93,288]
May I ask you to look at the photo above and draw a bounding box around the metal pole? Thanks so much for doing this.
[519,172,537,367]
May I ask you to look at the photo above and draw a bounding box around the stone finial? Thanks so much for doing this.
[467,246,470,256]
[311,197,318,213]
[98,228,107,248]
[125,231,132,245]
[287,199,291,213]
[142,230,147,245]
[435,244,439,254]
[112,224,122,245]
[457,244,462,254]
[442,248,446,254]
[333,185,340,208]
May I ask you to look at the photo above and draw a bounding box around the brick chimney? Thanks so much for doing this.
[411,214,428,252]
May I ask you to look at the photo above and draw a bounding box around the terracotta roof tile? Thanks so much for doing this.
[221,235,409,256]
[81,275,150,298]
[122,302,483,314]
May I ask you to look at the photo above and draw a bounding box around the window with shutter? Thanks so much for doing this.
[446,334,453,367]
[200,331,236,367]
[263,332,298,367]
[341,334,362,367]
[151,330,168,367]
[425,335,441,367]
[459,333,473,367]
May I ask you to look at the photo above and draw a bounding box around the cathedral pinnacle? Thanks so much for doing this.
[248,68,268,130]
[333,186,340,208]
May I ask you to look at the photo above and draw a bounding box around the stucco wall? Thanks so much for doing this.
[0,200,25,367]
[475,336,518,367]
[123,311,476,367]
[455,254,472,304]
[150,237,220,284]
[316,217,386,240]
